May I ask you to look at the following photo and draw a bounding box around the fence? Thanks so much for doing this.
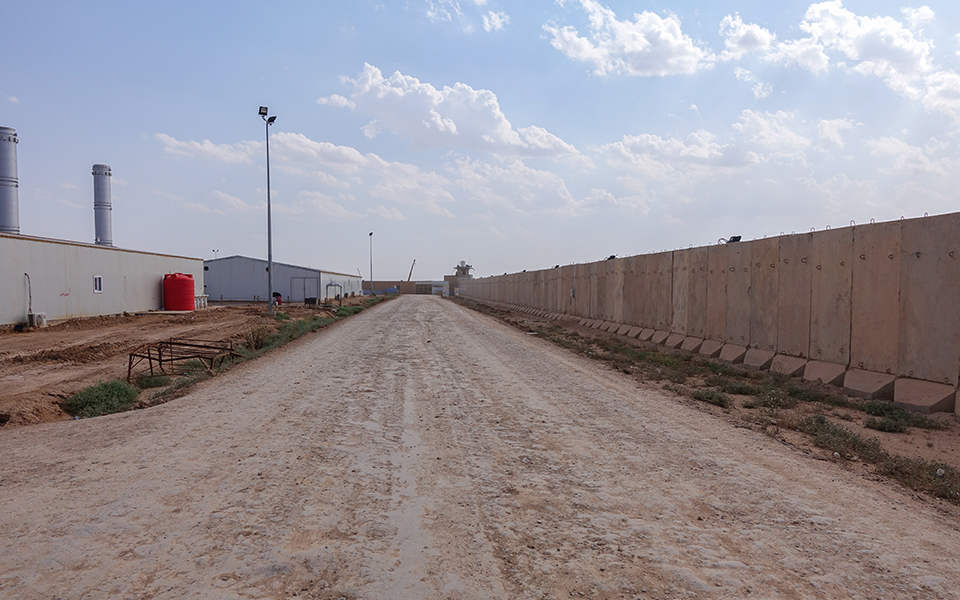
[462,213,960,416]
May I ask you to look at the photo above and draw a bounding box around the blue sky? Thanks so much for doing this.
[3,1,960,280]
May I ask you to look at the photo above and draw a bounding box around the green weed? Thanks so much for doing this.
[863,401,948,431]
[135,374,171,389]
[799,414,886,462]
[63,380,140,418]
[690,389,732,408]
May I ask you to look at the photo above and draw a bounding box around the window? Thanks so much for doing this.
[93,275,103,294]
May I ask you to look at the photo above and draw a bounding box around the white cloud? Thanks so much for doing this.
[689,104,699,113]
[317,94,355,109]
[334,63,581,158]
[601,129,759,180]
[7,96,18,104]
[543,0,710,77]
[579,187,650,214]
[925,137,949,154]
[816,118,855,150]
[719,14,774,61]
[57,198,83,210]
[367,205,407,220]
[426,0,460,23]
[733,110,810,149]
[733,67,773,99]
[451,156,584,216]
[922,71,960,125]
[766,36,830,74]
[212,190,260,214]
[902,6,934,29]
[60,183,78,189]
[368,163,456,217]
[868,137,950,175]
[361,120,383,139]
[179,201,223,215]
[482,11,509,32]
[796,1,934,97]
[297,191,363,219]
[151,189,185,202]
[155,133,258,163]
[751,82,773,99]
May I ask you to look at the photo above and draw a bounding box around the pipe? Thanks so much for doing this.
[24,272,32,314]
[0,127,19,234]
[93,164,113,246]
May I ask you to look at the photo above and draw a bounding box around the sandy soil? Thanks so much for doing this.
[1,295,959,599]
[0,303,336,427]
[477,304,960,475]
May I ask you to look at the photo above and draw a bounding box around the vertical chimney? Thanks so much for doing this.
[0,127,19,234]
[92,164,112,246]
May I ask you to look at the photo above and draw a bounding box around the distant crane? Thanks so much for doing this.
[407,259,416,281]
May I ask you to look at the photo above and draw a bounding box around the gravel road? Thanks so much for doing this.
[1,295,958,599]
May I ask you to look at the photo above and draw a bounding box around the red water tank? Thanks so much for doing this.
[163,273,195,311]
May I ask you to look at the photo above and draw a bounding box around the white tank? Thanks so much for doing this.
[92,164,112,246]
[0,127,19,234]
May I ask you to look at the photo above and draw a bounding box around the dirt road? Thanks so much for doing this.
[1,295,958,599]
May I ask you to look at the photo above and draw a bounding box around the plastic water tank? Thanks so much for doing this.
[163,273,195,311]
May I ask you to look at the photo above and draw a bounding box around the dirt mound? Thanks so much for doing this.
[0,304,306,429]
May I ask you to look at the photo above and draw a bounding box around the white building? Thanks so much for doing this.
[0,127,204,326]
[1,232,203,326]
[203,255,363,302]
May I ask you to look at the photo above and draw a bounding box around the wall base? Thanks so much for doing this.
[842,369,895,400]
[894,379,956,414]
[699,340,723,358]
[802,360,847,386]
[664,333,685,348]
[771,355,807,377]
[719,343,747,364]
[680,337,704,352]
[743,348,775,369]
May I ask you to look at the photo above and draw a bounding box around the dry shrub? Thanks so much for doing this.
[242,325,270,350]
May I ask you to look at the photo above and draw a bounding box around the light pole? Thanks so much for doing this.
[368,231,374,295]
[259,106,277,314]
[212,249,219,260]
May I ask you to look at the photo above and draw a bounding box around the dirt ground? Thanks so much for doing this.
[1,295,959,599]
[462,300,960,477]
[0,301,344,428]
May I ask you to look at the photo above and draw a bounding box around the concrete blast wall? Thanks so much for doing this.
[462,214,960,416]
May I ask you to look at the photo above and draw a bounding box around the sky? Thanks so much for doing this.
[3,1,960,280]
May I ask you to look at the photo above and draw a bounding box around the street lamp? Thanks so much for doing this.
[368,231,374,296]
[259,106,277,314]
[212,249,219,260]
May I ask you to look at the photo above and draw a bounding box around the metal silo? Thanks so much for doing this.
[92,164,112,246]
[0,127,19,234]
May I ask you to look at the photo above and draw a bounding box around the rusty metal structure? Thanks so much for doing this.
[127,338,240,381]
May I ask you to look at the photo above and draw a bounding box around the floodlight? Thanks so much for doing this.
[259,106,268,116]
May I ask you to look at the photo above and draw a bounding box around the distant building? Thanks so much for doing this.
[203,256,363,302]
[0,128,203,326]
[414,281,450,297]
[1,233,203,326]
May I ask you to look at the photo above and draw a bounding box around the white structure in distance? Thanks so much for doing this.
[203,256,363,303]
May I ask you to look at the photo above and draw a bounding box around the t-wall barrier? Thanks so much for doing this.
[462,213,960,418]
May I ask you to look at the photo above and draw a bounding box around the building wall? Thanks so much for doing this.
[1,233,203,325]
[203,256,362,302]
[461,213,960,395]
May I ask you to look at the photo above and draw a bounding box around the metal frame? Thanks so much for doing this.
[127,338,240,381]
